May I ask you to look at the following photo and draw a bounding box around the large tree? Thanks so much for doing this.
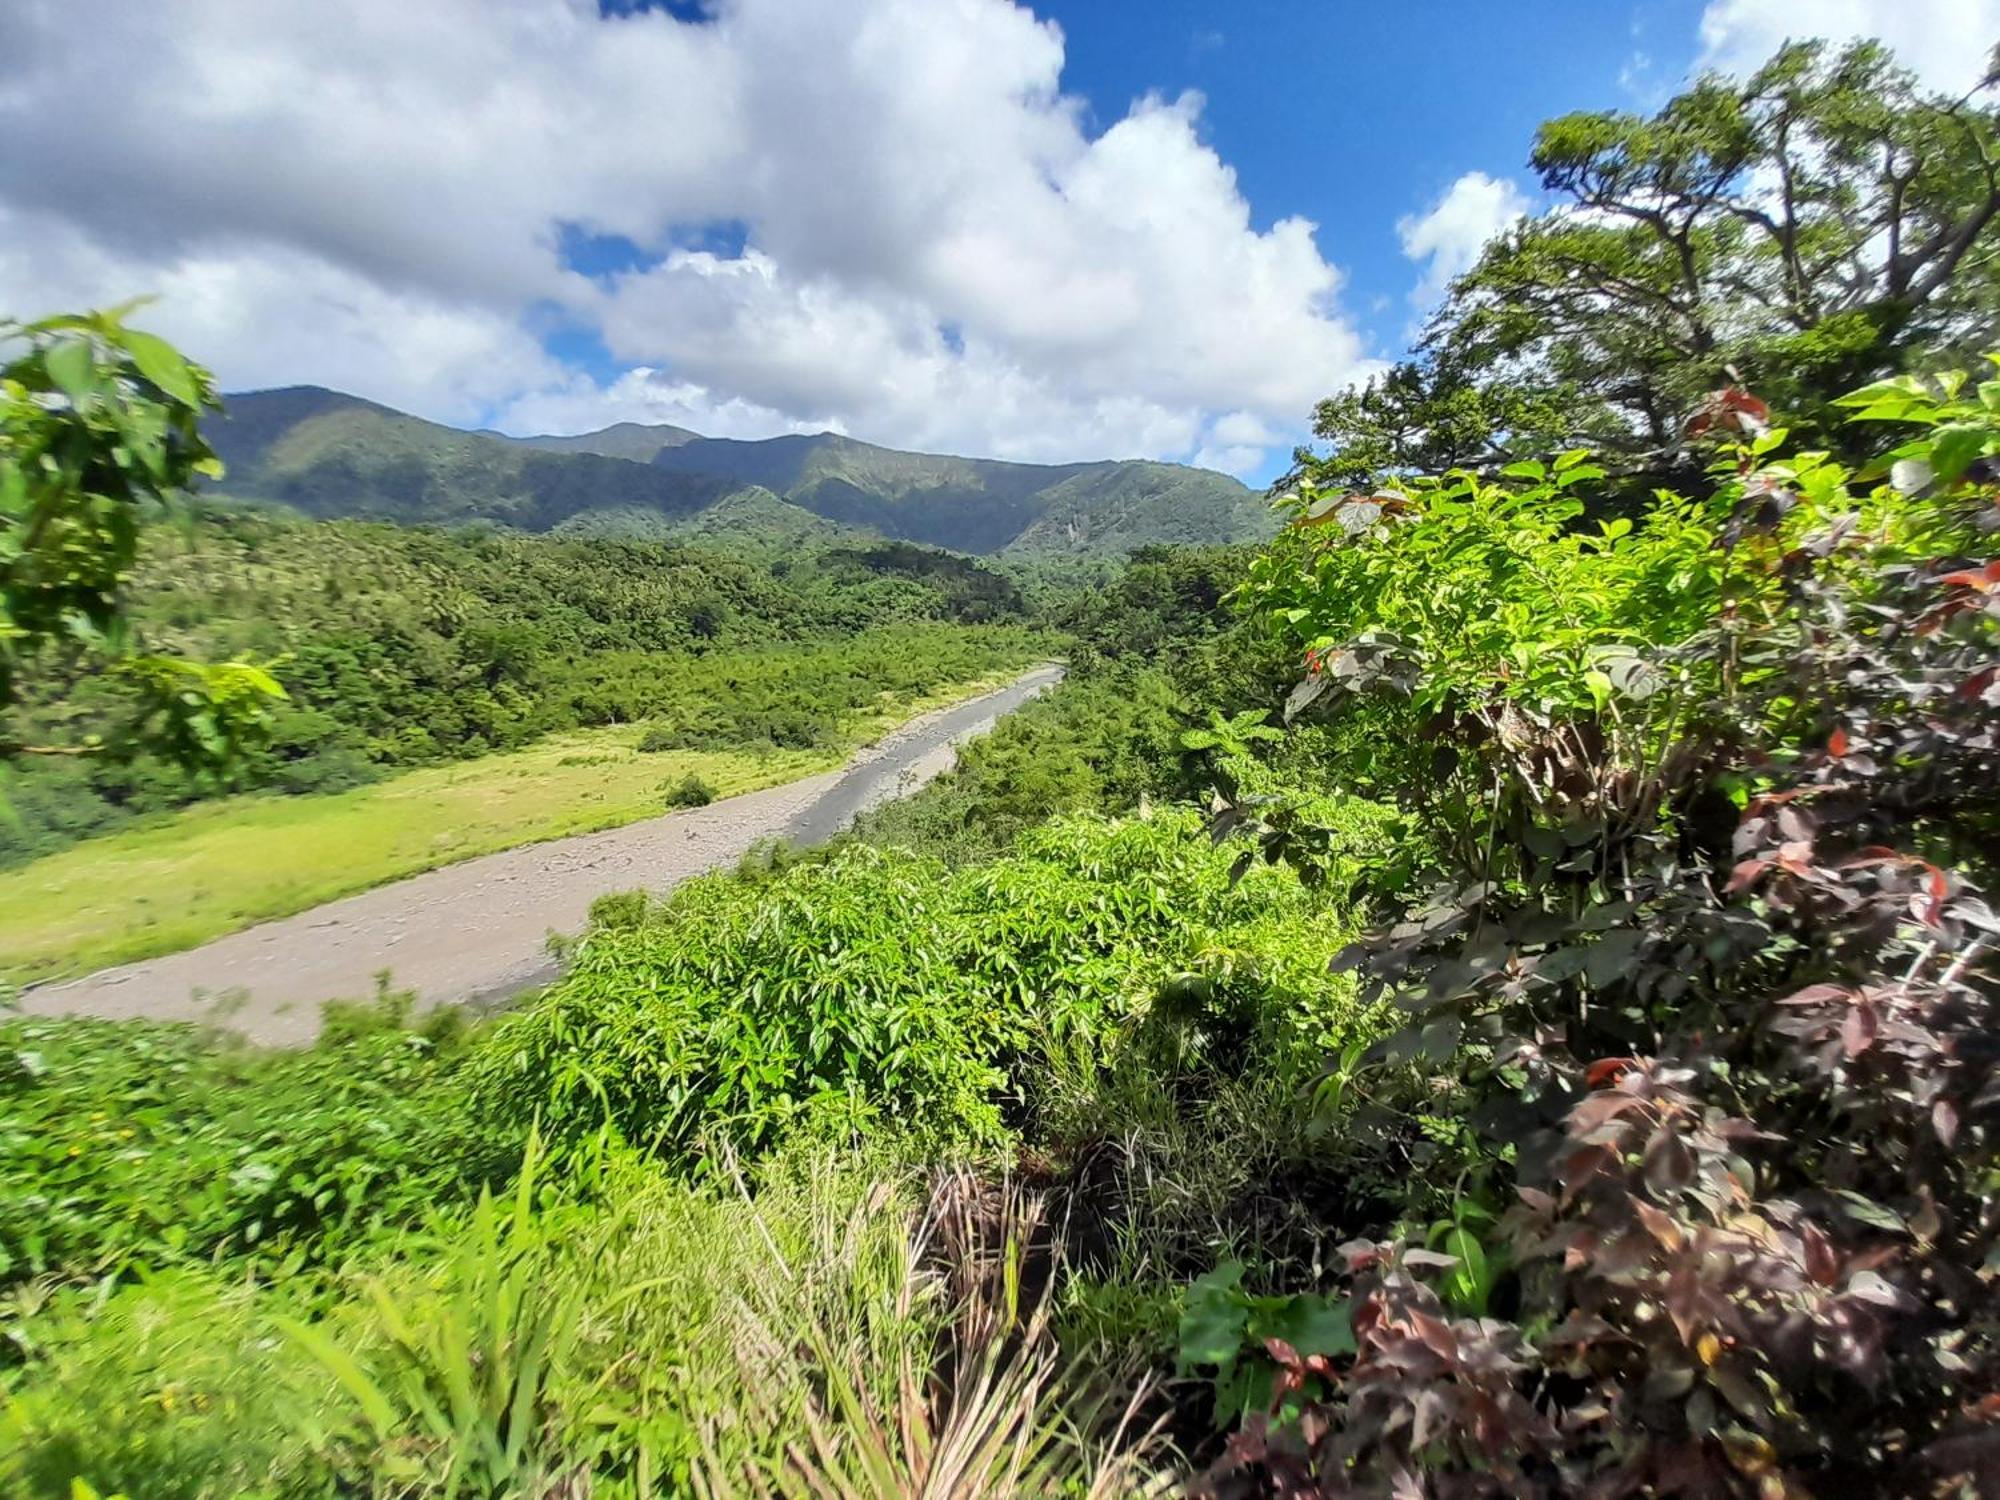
[1303,39,2000,488]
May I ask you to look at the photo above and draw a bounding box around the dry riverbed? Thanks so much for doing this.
[17,666,1060,1045]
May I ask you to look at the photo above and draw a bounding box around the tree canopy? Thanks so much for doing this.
[1304,39,2000,488]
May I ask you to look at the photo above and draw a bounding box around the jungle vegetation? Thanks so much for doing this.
[4,37,2000,1500]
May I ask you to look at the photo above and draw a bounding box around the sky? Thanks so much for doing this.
[0,0,1993,485]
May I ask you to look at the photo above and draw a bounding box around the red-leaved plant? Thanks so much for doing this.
[1201,371,2000,1497]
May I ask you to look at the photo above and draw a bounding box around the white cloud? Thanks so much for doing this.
[1397,171,1529,306]
[1698,0,2000,93]
[0,0,1378,475]
[0,207,562,427]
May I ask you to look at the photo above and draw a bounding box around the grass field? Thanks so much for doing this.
[0,673,1025,986]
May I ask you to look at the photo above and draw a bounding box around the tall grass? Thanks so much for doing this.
[700,1167,1173,1499]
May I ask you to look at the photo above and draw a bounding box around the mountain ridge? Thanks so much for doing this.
[207,385,1274,556]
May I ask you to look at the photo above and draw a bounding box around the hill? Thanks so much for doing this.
[206,388,734,530]
[666,486,870,550]
[500,420,701,463]
[210,387,1273,556]
[647,430,1267,556]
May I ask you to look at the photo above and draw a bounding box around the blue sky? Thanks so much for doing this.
[1040,0,1711,348]
[1,0,1987,483]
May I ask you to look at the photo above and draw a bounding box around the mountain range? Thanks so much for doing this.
[203,386,1274,557]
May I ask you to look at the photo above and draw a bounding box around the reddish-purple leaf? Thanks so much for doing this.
[1843,1002,1880,1058]
[1725,858,1770,895]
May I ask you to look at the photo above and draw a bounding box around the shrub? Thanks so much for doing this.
[1207,366,2000,1492]
[0,1270,340,1500]
[0,998,512,1288]
[636,725,679,753]
[663,772,716,808]
[585,888,651,931]
[471,811,1360,1162]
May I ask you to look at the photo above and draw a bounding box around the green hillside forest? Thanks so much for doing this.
[4,35,2000,1500]
[208,385,1272,557]
[0,506,1040,872]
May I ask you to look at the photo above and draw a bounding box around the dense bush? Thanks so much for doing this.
[1204,367,2000,1493]
[0,807,1365,1497]
[0,993,510,1288]
[662,772,715,808]
[472,809,1358,1160]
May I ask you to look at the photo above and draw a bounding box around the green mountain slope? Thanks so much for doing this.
[501,421,701,463]
[548,486,870,550]
[211,386,1274,555]
[208,389,731,529]
[662,486,874,550]
[650,433,1078,552]
[1001,461,1273,557]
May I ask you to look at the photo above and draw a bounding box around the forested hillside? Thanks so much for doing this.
[1,504,1038,866]
[648,428,1270,555]
[4,32,1999,1500]
[205,388,740,530]
[211,386,1272,556]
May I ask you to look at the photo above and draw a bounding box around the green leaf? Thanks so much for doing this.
[1177,1262,1250,1370]
[274,1314,400,1436]
[1928,423,1990,485]
[123,329,202,407]
[1259,1293,1355,1359]
[44,338,94,402]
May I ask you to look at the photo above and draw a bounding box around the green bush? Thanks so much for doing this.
[1196,363,2000,1493]
[0,1270,340,1500]
[0,998,513,1289]
[662,772,715,808]
[471,810,1361,1161]
[585,888,651,932]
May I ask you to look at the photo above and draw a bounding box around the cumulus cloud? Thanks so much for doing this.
[0,0,1378,473]
[1698,0,2000,93]
[1397,171,1529,306]
[0,207,563,427]
[491,368,825,444]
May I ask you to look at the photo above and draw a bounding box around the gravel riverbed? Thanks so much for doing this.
[18,665,1061,1045]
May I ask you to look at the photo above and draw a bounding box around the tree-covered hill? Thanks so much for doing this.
[500,420,702,463]
[205,388,737,530]
[210,386,1274,556]
[551,485,869,551]
[649,428,1271,556]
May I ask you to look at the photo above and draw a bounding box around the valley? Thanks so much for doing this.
[4,21,1997,1500]
[17,666,1061,1042]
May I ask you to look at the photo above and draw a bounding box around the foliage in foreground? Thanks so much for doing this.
[0,989,502,1288]
[1,309,283,783]
[474,808,1359,1161]
[1214,364,2000,1493]
[3,1144,1163,1499]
